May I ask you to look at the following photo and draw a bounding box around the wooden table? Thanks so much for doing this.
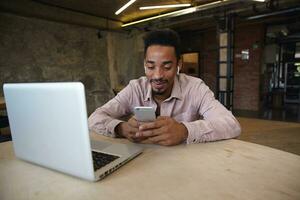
[1,134,300,200]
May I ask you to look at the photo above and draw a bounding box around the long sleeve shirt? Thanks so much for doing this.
[88,73,241,144]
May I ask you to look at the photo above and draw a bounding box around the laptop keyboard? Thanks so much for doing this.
[92,151,120,171]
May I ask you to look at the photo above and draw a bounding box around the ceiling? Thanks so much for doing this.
[1,0,300,33]
[35,0,196,23]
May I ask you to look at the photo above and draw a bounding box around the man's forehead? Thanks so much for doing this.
[145,45,176,58]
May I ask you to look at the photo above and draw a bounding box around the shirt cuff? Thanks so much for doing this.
[181,120,211,144]
[181,122,197,144]
[107,119,124,137]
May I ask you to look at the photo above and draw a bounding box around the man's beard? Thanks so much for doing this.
[150,78,168,96]
[152,90,165,95]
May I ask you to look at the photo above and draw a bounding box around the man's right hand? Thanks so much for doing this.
[115,116,147,142]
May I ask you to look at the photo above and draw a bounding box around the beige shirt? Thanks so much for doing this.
[88,74,241,144]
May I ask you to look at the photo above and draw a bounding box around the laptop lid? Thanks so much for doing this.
[3,82,96,181]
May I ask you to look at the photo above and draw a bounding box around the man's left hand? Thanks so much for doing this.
[135,116,188,146]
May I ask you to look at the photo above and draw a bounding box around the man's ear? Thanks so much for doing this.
[144,60,146,73]
[177,59,183,75]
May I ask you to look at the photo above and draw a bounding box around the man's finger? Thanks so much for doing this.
[127,132,144,142]
[138,120,164,131]
[128,117,139,127]
[136,129,154,137]
[136,126,166,137]
[138,135,166,144]
[148,134,168,144]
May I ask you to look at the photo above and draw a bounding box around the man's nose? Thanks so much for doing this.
[153,68,164,79]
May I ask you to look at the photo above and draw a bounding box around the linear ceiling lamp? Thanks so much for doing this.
[122,0,224,27]
[252,0,265,2]
[115,0,136,15]
[139,4,191,10]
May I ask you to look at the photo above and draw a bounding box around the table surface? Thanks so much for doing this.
[1,133,300,200]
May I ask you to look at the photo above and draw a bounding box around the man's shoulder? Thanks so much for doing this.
[128,76,148,87]
[178,74,213,100]
[179,74,204,87]
[126,77,150,94]
[117,77,149,102]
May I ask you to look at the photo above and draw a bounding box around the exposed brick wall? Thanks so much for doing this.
[234,23,264,111]
[180,30,218,94]
[200,30,218,94]
[180,24,264,111]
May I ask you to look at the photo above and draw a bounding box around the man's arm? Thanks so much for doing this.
[88,84,133,137]
[182,84,241,144]
[88,98,127,137]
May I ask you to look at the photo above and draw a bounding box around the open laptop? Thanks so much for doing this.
[3,82,143,181]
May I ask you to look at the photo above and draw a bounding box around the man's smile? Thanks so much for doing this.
[150,79,168,90]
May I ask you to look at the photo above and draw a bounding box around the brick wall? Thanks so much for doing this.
[181,24,264,111]
[234,23,264,111]
[200,30,218,94]
[180,30,218,94]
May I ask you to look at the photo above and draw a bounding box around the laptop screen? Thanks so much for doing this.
[3,82,95,180]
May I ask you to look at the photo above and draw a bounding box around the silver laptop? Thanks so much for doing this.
[3,82,143,181]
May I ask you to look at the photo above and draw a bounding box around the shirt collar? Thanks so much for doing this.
[144,80,152,102]
[144,75,183,102]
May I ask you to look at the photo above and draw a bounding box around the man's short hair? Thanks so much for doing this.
[143,29,181,60]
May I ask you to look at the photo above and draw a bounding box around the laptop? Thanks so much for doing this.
[3,82,143,181]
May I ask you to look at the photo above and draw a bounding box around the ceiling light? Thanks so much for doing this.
[122,7,196,27]
[140,4,191,10]
[252,0,265,2]
[122,1,223,27]
[115,0,136,15]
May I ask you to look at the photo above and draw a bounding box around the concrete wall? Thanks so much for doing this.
[106,31,144,90]
[0,12,144,114]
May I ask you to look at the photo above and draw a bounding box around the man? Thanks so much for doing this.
[88,29,241,146]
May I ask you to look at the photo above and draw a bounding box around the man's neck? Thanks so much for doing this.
[153,88,172,105]
[153,95,167,105]
[153,81,174,104]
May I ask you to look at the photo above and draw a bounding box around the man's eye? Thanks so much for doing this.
[164,65,172,70]
[146,66,155,70]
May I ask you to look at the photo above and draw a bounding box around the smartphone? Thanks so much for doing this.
[134,106,156,122]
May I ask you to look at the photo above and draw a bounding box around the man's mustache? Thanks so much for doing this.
[150,78,168,84]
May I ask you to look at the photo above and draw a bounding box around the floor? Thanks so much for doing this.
[234,103,300,123]
[234,103,300,155]
[260,103,300,123]
[237,117,300,155]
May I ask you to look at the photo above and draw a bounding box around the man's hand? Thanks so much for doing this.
[115,116,147,142]
[136,116,188,146]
